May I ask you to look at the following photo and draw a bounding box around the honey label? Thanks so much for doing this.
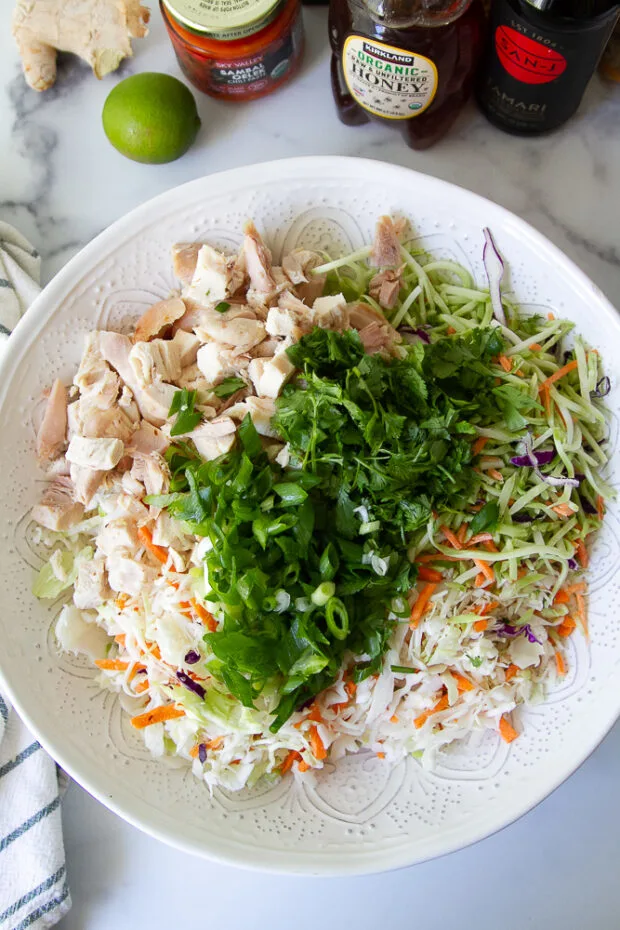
[342,36,438,120]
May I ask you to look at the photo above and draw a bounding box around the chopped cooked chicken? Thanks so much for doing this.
[129,338,183,387]
[194,307,265,353]
[72,402,137,443]
[312,293,350,330]
[243,222,276,303]
[31,477,84,531]
[266,293,313,341]
[36,379,67,461]
[358,321,401,356]
[369,215,402,268]
[186,417,236,460]
[184,244,232,307]
[98,331,176,425]
[282,248,326,304]
[250,337,284,359]
[73,559,112,610]
[70,463,105,506]
[348,301,387,329]
[106,553,157,597]
[196,342,249,387]
[172,243,201,285]
[226,396,278,438]
[134,297,186,343]
[369,267,404,310]
[131,453,169,496]
[66,436,124,471]
[96,518,140,558]
[170,329,201,367]
[248,352,295,399]
[74,333,121,410]
[126,421,169,456]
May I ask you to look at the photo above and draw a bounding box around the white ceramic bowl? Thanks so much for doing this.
[1,157,619,876]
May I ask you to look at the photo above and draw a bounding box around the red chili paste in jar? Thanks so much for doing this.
[161,0,305,100]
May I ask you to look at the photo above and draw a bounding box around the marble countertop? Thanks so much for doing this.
[2,5,620,929]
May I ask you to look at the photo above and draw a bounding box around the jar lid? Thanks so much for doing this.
[162,0,281,37]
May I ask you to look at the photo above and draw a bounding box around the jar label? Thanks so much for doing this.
[342,36,438,120]
[495,26,567,85]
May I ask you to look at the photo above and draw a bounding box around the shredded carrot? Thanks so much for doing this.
[414,693,450,729]
[475,600,500,616]
[307,703,323,723]
[499,714,519,743]
[474,559,495,585]
[529,343,542,351]
[137,525,169,564]
[514,369,525,377]
[280,750,300,774]
[474,572,486,587]
[552,503,575,517]
[596,495,605,521]
[189,744,200,759]
[409,582,437,628]
[114,633,126,646]
[298,760,311,773]
[94,659,128,671]
[417,566,443,583]
[441,526,463,549]
[190,598,218,632]
[376,752,386,759]
[553,589,570,605]
[488,468,504,482]
[555,651,567,676]
[472,436,488,455]
[330,702,348,714]
[206,737,224,751]
[130,705,185,729]
[390,715,399,723]
[541,385,551,418]
[505,664,519,682]
[565,582,586,594]
[309,725,327,761]
[574,539,589,568]
[146,642,162,661]
[473,618,488,632]
[557,616,576,638]
[457,523,468,544]
[452,672,475,692]
[344,680,357,700]
[575,592,589,639]
[446,326,456,335]
[498,354,512,372]
[468,532,494,545]
[115,594,129,610]
[539,359,578,392]
[547,312,555,321]
[483,539,499,553]
[127,662,146,683]
[415,553,461,563]
[134,678,150,694]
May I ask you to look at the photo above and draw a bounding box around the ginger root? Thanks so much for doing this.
[12,0,150,92]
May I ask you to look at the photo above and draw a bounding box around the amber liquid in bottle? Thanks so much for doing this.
[329,0,485,149]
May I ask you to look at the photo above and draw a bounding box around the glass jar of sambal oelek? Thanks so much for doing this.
[161,0,305,100]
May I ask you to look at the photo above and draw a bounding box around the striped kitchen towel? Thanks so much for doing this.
[0,223,71,929]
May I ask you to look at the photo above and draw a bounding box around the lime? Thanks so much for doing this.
[102,73,201,165]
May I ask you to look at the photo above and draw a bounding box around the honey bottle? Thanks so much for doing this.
[328,0,486,149]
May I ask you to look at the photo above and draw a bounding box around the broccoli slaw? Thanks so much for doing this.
[31,216,611,792]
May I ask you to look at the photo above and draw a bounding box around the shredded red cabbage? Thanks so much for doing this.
[511,450,555,467]
[501,623,542,645]
[482,228,506,326]
[198,743,207,763]
[176,670,205,698]
[591,376,611,398]
[580,496,597,515]
[184,650,200,665]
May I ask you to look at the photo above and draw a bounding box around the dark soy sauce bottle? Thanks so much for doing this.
[476,0,620,134]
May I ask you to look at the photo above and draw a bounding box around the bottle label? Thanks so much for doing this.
[495,26,567,85]
[342,36,438,120]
